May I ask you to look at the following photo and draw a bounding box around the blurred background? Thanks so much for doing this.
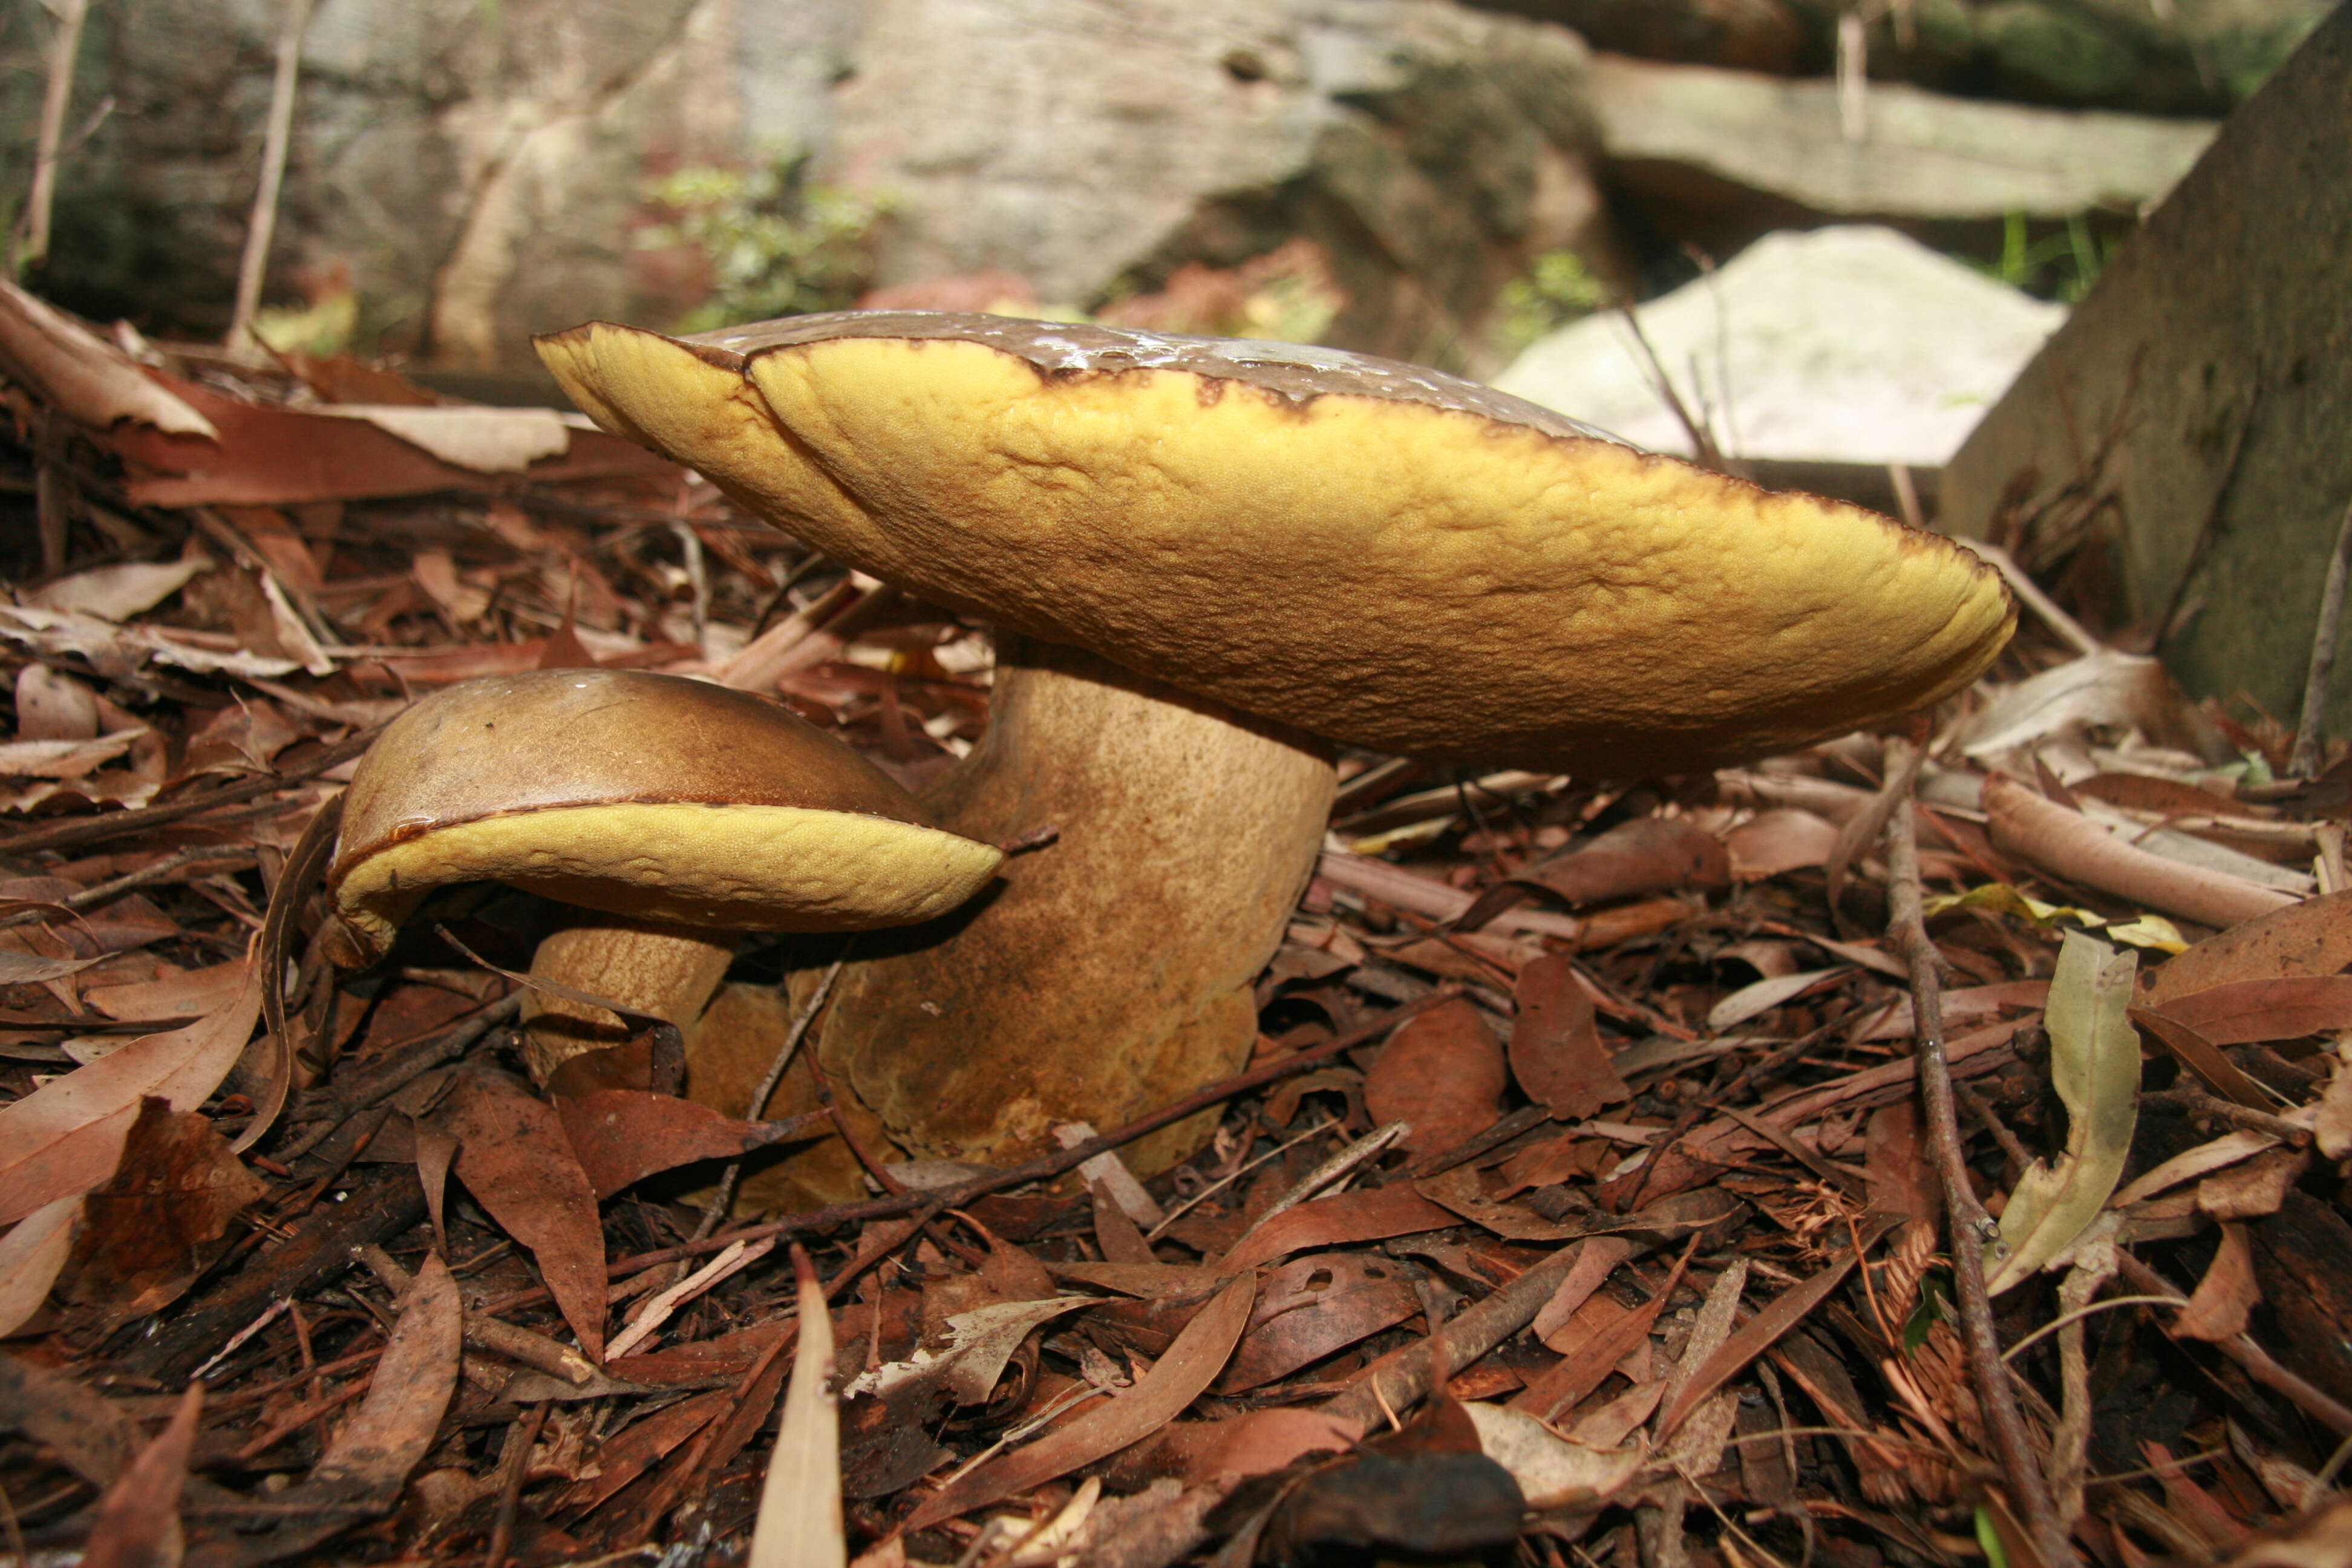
[0,0,2316,378]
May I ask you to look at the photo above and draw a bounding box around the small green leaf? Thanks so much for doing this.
[1986,931,2140,1293]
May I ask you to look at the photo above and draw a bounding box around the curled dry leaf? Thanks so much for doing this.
[1363,997,1505,1154]
[842,1296,1088,1406]
[434,1067,608,1361]
[2178,1222,2261,1341]
[0,276,217,438]
[1509,955,1627,1119]
[902,1273,1255,1534]
[1990,932,2140,1294]
[1984,773,2297,929]
[1462,1402,1642,1509]
[0,952,260,1226]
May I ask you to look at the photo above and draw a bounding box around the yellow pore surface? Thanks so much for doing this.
[540,325,2014,771]
[333,801,1005,954]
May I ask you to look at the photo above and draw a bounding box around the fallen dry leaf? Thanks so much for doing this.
[1990,932,2140,1293]
[750,1248,844,1568]
[555,1089,823,1201]
[79,1383,202,1568]
[2199,1148,2307,1221]
[1509,955,1627,1119]
[2143,889,2352,1007]
[843,1296,1086,1406]
[58,1098,267,1330]
[1363,997,1505,1154]
[1218,1253,1420,1393]
[1454,815,1728,932]
[0,276,215,437]
[1462,1401,1642,1509]
[272,1250,463,1534]
[0,1194,79,1336]
[0,952,259,1226]
[1723,808,1842,880]
[1219,1184,1455,1273]
[902,1274,1254,1532]
[436,1067,609,1361]
[2157,977,2352,1045]
[2177,1221,2261,1341]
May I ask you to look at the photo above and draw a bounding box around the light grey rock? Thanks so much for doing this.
[2,0,1614,375]
[1492,224,2064,468]
[1584,52,2217,221]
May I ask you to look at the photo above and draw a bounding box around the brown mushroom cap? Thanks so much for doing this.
[537,312,2014,773]
[328,669,1004,959]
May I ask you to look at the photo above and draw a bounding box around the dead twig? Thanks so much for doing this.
[11,0,91,278]
[227,0,318,351]
[1884,734,2075,1566]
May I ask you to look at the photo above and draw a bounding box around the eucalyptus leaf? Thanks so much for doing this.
[1986,931,2140,1293]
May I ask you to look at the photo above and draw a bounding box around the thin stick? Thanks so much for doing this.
[690,958,849,1241]
[13,0,90,277]
[1884,735,2075,1566]
[227,0,316,351]
[2290,496,2352,779]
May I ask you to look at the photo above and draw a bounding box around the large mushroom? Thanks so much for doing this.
[328,668,1004,1083]
[536,313,2013,1178]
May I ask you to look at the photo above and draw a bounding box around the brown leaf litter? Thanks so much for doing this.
[3,286,2352,1568]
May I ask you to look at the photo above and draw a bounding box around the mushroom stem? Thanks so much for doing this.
[814,633,1338,1175]
[520,913,736,1085]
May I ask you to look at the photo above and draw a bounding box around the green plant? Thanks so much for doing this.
[1972,211,2118,304]
[636,157,890,333]
[1491,249,1608,356]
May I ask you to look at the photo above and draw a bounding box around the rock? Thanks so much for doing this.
[1471,0,2328,117]
[1492,225,2063,471]
[1586,52,2216,223]
[6,0,1619,377]
[819,0,1620,373]
[1938,5,2352,736]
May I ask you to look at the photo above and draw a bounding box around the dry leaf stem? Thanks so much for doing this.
[1884,737,2074,1566]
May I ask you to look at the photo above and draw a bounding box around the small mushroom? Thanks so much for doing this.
[537,312,2014,1177]
[328,668,1004,1081]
